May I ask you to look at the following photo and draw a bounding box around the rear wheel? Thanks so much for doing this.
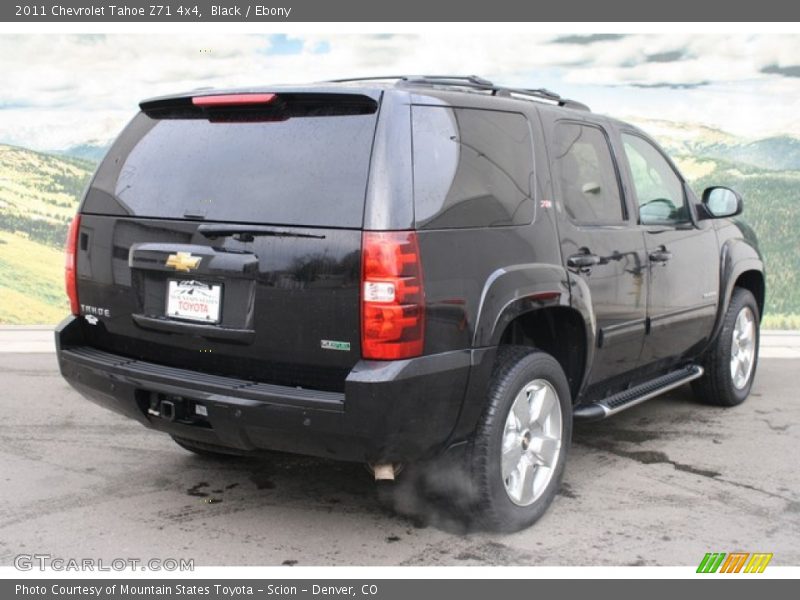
[693,288,760,406]
[465,346,572,532]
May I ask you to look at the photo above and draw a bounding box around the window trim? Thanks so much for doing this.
[619,129,692,228]
[553,119,629,227]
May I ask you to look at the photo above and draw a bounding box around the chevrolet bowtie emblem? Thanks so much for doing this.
[165,252,202,272]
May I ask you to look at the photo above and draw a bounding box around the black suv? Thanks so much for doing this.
[56,76,764,531]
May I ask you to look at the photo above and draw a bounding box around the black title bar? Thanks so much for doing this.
[4,0,800,22]
[4,579,797,600]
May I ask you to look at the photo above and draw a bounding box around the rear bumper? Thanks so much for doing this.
[56,316,487,463]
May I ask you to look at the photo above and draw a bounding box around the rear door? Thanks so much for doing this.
[550,119,649,386]
[75,92,380,392]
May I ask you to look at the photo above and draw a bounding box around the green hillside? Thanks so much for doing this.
[702,136,800,172]
[0,230,70,323]
[0,145,93,323]
[0,144,93,244]
[0,134,798,327]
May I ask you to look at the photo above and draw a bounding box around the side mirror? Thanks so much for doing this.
[701,186,743,219]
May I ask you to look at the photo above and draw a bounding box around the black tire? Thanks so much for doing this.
[693,288,760,407]
[464,346,572,532]
[172,436,248,458]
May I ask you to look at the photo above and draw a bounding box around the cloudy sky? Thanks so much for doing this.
[1,33,800,151]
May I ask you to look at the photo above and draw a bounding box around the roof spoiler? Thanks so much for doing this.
[139,92,379,120]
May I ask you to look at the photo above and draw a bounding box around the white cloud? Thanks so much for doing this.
[1,33,799,150]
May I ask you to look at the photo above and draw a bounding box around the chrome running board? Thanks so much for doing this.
[573,365,704,421]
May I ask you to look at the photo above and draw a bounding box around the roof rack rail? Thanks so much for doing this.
[328,75,413,83]
[327,75,590,111]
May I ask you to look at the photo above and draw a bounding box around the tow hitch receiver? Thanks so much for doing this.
[146,395,187,421]
[159,399,178,421]
[143,393,208,427]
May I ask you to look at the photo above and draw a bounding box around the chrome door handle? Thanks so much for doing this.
[649,247,672,263]
[567,252,601,269]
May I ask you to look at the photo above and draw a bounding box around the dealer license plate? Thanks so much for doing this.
[165,280,222,324]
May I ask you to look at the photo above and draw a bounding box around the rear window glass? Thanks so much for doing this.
[411,106,534,229]
[85,108,378,228]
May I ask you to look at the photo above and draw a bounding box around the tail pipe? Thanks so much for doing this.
[370,463,398,481]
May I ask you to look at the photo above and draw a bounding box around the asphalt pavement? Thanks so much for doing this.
[0,331,798,566]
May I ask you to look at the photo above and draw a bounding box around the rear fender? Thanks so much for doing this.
[473,264,573,347]
[447,264,596,442]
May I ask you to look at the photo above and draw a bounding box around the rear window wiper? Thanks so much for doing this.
[197,224,325,242]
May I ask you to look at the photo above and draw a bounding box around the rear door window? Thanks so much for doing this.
[554,122,625,225]
[84,101,379,228]
[411,106,535,229]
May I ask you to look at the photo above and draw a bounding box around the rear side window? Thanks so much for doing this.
[84,100,378,228]
[411,106,534,229]
[554,122,624,225]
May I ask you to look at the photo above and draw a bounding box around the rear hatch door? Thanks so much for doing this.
[75,91,380,392]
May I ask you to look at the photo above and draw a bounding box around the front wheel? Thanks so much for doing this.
[693,288,760,406]
[466,346,572,532]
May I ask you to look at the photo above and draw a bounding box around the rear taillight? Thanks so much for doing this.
[361,231,425,360]
[65,214,81,315]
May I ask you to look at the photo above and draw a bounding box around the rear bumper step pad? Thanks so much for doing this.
[60,345,344,412]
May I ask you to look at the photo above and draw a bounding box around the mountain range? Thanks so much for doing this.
[629,118,800,172]
[56,142,110,164]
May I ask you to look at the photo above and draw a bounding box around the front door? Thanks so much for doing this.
[618,132,720,367]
